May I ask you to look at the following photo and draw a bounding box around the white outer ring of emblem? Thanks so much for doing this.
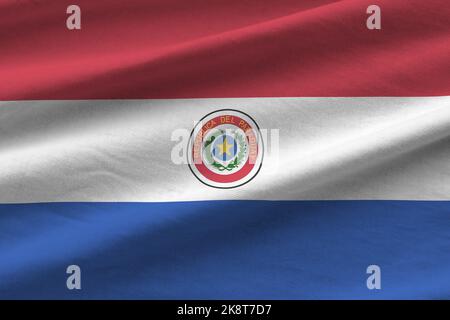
[187,109,264,189]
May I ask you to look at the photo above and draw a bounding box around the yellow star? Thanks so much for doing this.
[217,138,233,156]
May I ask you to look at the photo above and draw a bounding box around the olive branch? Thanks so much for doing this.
[203,130,246,172]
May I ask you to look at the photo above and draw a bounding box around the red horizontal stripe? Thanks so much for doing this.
[0,0,449,99]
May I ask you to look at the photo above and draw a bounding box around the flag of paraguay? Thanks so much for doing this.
[0,0,449,299]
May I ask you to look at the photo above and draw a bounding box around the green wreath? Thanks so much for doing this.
[203,130,246,172]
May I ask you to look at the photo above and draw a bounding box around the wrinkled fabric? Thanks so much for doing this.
[0,0,449,299]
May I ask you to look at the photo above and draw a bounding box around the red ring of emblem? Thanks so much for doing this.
[192,115,259,183]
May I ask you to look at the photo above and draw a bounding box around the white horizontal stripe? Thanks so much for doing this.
[1,97,449,203]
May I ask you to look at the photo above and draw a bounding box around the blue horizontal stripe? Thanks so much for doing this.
[0,200,449,299]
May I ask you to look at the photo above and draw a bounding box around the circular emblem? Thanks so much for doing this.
[188,109,263,188]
